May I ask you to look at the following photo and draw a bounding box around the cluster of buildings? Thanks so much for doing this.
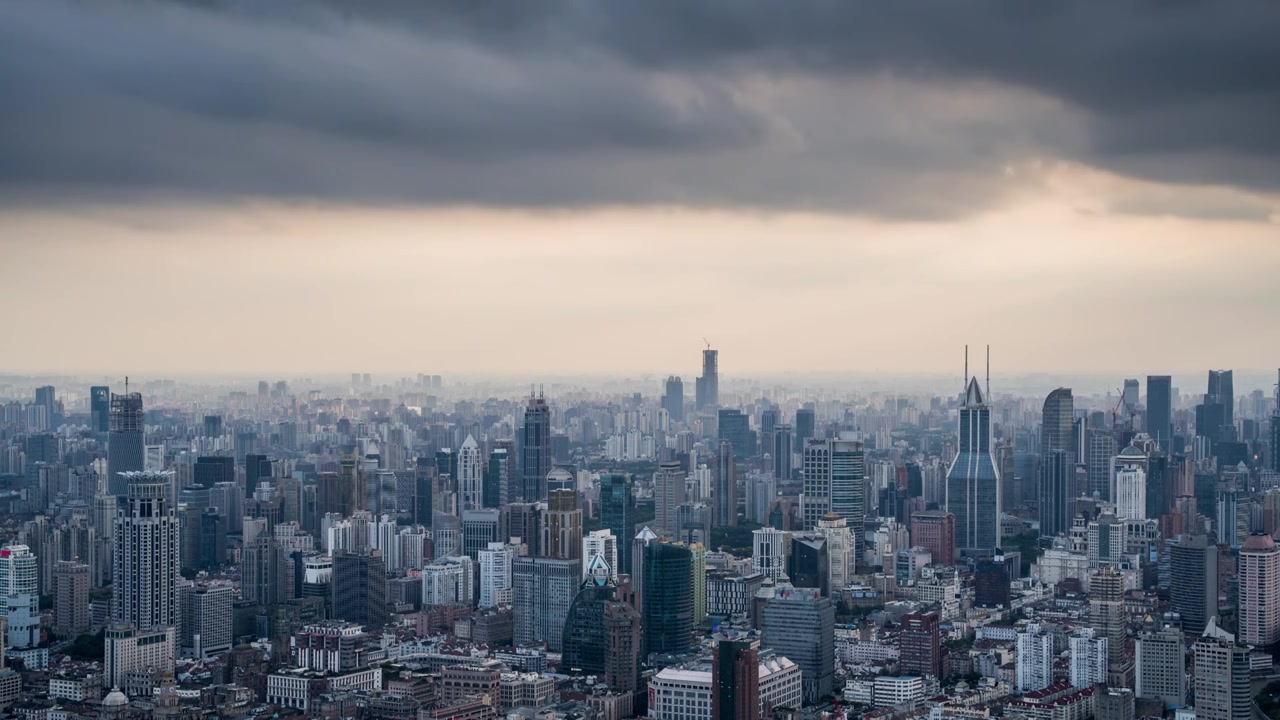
[0,355,1277,720]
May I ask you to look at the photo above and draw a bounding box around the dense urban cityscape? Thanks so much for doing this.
[6,1,1280,719]
[0,352,1276,720]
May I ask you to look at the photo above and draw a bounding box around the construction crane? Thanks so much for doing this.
[1111,387,1138,430]
[703,337,711,350]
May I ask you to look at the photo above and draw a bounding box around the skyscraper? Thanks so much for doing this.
[513,556,579,651]
[542,489,583,561]
[802,436,865,540]
[909,511,956,567]
[1042,388,1074,461]
[106,391,145,498]
[1087,429,1118,501]
[522,393,551,502]
[1039,450,1070,538]
[761,586,834,704]
[794,408,815,448]
[561,558,641,693]
[90,385,110,433]
[641,537,695,658]
[1171,534,1218,634]
[52,560,90,639]
[900,610,942,679]
[457,435,483,511]
[1238,533,1280,648]
[600,474,635,575]
[663,376,685,423]
[332,550,388,629]
[1192,619,1251,720]
[1136,622,1186,708]
[484,447,510,509]
[814,513,853,592]
[112,471,180,633]
[946,370,1001,557]
[696,347,719,411]
[773,424,793,481]
[653,461,686,537]
[1146,375,1173,450]
[713,441,737,528]
[712,638,760,720]
[1015,624,1054,692]
[1208,369,1235,429]
[0,545,39,648]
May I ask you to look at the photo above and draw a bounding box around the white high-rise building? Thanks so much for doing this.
[478,542,516,608]
[397,526,428,571]
[582,530,618,584]
[1069,628,1109,688]
[814,512,855,591]
[0,545,39,648]
[752,527,788,582]
[1115,467,1147,521]
[1239,533,1280,648]
[370,515,400,571]
[1016,624,1054,693]
[422,555,473,607]
[112,472,180,632]
[458,435,483,511]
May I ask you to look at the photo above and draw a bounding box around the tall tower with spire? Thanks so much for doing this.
[945,346,1001,557]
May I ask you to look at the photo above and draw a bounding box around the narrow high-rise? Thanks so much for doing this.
[106,390,145,498]
[663,376,685,423]
[802,435,866,543]
[90,385,110,434]
[522,392,551,502]
[1146,375,1173,450]
[457,435,483,511]
[1040,388,1074,538]
[1238,533,1280,648]
[112,471,180,631]
[1170,534,1218,634]
[1192,618,1251,720]
[600,474,635,575]
[695,347,719,411]
[712,638,760,720]
[946,355,1001,557]
[713,441,737,528]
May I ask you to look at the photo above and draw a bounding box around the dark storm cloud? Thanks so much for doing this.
[1,0,1277,214]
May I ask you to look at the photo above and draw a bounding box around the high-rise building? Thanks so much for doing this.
[802,436,865,540]
[1171,534,1218,634]
[1039,450,1070,538]
[910,511,956,567]
[1042,388,1074,460]
[90,386,111,434]
[654,461,686,537]
[561,560,641,693]
[899,610,941,678]
[751,527,787,582]
[106,392,145,498]
[713,441,737,528]
[457,435,483,511]
[422,555,474,607]
[582,530,618,585]
[1070,628,1109,689]
[787,533,828,595]
[484,447,511,509]
[718,409,753,460]
[0,545,39,648]
[1147,376,1173,450]
[1015,624,1054,692]
[600,474,635,575]
[179,582,233,658]
[1238,533,1280,648]
[331,550,388,629]
[641,537,695,659]
[761,586,834,704]
[1090,567,1127,669]
[522,393,552,502]
[773,424,793,481]
[794,408,815,449]
[712,638,760,720]
[814,513,853,592]
[696,348,719,411]
[1136,621,1186,708]
[478,542,516,608]
[112,472,180,631]
[1207,370,1235,431]
[542,489,583,561]
[244,453,272,499]
[52,560,90,639]
[512,556,579,651]
[1087,429,1118,502]
[664,376,685,423]
[242,535,287,606]
[946,374,1001,557]
[1192,618,1251,720]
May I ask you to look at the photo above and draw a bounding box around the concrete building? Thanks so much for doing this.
[1136,621,1187,708]
[761,586,834,704]
[52,560,90,638]
[512,556,579,651]
[1192,618,1251,720]
[178,582,233,658]
[582,530,619,584]
[0,545,39,648]
[1238,533,1280,647]
[751,527,787,582]
[1069,628,1108,688]
[1016,624,1054,693]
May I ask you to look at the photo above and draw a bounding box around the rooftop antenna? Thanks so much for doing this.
[125,376,129,394]
[703,337,711,350]
[964,345,968,392]
[985,345,990,401]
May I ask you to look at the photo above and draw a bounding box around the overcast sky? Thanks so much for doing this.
[3,0,1279,378]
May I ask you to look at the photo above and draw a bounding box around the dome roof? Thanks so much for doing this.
[547,467,573,482]
[103,688,129,707]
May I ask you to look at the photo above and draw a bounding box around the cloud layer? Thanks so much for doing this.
[2,0,1278,216]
